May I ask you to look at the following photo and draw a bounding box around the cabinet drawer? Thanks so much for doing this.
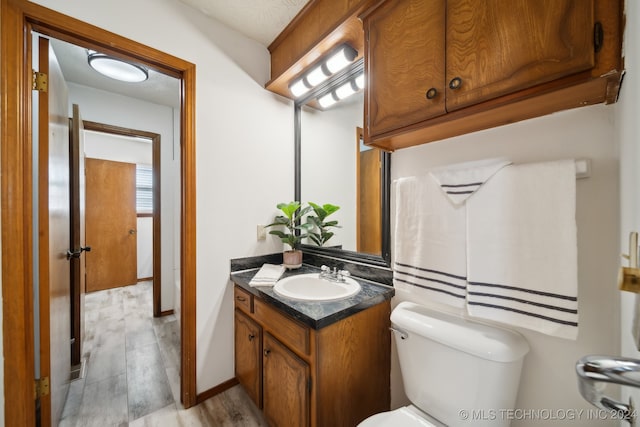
[234,286,253,313]
[254,299,309,356]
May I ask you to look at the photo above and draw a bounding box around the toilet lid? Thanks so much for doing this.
[359,406,441,427]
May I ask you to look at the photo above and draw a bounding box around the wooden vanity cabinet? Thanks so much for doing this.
[363,0,622,150]
[234,309,262,407]
[233,285,391,427]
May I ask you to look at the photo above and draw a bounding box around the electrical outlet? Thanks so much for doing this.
[257,225,267,241]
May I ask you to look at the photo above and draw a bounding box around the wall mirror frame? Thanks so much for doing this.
[294,59,391,268]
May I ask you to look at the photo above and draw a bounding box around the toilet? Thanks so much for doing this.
[359,301,529,427]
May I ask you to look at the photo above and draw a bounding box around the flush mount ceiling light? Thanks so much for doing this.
[289,44,358,98]
[87,50,149,83]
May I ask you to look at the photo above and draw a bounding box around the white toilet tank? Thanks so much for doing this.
[392,302,529,427]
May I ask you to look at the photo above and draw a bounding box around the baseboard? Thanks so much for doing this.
[159,309,174,317]
[196,378,239,404]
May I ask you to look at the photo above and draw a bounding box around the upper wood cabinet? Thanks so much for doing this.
[362,0,622,151]
[366,0,446,137]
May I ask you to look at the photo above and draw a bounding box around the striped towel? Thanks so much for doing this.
[429,158,511,205]
[249,264,286,287]
[393,175,468,308]
[466,160,578,340]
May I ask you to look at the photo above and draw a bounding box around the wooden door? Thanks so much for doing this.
[445,0,595,111]
[263,333,310,427]
[234,310,263,408]
[85,158,137,292]
[356,129,381,255]
[365,0,446,139]
[37,36,71,427]
[69,104,86,366]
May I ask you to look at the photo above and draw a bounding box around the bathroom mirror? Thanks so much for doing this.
[295,61,391,267]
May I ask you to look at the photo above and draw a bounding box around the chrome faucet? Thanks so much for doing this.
[319,265,351,283]
[576,355,640,423]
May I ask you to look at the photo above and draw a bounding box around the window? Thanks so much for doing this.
[136,164,153,214]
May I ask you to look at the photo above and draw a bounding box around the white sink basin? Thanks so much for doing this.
[274,273,361,301]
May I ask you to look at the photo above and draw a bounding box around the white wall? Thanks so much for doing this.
[137,217,153,279]
[70,83,176,312]
[618,0,640,421]
[29,0,294,393]
[391,104,620,426]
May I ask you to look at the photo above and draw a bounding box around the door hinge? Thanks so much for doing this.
[594,22,604,53]
[35,377,50,399]
[32,70,48,92]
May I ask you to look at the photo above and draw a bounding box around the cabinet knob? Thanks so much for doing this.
[425,88,438,100]
[263,349,271,357]
[449,77,462,90]
[248,334,255,341]
[236,296,246,302]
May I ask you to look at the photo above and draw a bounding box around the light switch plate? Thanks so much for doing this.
[257,225,266,241]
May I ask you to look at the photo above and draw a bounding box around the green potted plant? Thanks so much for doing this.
[306,202,341,247]
[265,201,313,269]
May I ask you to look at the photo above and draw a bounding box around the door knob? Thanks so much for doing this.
[129,229,137,235]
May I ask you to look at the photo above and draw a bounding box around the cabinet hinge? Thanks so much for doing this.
[594,22,604,53]
[35,377,50,399]
[32,70,48,92]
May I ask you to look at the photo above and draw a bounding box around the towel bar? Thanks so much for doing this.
[576,355,640,423]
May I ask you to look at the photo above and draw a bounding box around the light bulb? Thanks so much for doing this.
[306,65,329,86]
[290,79,310,97]
[325,45,358,74]
[335,81,356,100]
[319,92,337,108]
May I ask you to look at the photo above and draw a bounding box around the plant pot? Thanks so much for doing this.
[283,250,302,269]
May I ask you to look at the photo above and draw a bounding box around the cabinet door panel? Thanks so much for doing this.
[366,0,446,138]
[446,0,595,111]
[263,333,310,427]
[234,309,262,407]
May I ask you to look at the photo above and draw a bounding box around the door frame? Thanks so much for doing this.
[0,1,198,425]
[82,121,164,317]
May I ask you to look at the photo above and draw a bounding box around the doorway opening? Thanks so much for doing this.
[0,2,198,425]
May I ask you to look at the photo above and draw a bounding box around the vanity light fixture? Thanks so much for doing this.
[289,44,358,98]
[87,50,149,83]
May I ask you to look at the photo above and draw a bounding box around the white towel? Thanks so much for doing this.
[393,175,467,308]
[429,158,511,205]
[249,263,286,287]
[466,160,578,340]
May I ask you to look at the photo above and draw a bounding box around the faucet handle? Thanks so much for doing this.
[337,270,351,282]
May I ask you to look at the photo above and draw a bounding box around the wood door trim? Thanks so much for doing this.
[82,120,163,317]
[37,35,53,427]
[0,1,198,424]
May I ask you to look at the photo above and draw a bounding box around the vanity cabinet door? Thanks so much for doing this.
[445,0,595,111]
[263,333,310,427]
[364,0,446,139]
[234,309,262,408]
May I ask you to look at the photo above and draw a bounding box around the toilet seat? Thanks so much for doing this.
[358,406,444,427]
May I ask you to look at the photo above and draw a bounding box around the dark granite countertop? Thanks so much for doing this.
[230,264,395,330]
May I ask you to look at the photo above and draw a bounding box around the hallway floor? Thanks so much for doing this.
[60,281,267,426]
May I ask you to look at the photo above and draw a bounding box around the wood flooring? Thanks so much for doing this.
[59,281,267,426]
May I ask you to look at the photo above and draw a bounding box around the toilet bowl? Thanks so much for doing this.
[359,302,529,427]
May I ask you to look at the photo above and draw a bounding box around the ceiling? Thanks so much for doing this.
[179,0,308,47]
[50,0,308,108]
